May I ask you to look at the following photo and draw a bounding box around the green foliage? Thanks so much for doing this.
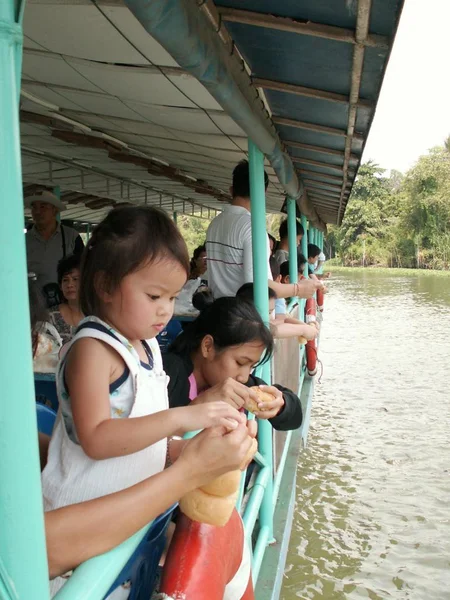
[177,214,209,258]
[328,145,450,270]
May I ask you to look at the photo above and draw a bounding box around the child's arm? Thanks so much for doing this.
[67,339,245,460]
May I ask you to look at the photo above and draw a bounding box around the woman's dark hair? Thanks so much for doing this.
[232,160,269,198]
[279,219,304,241]
[28,278,48,357]
[171,297,274,364]
[189,244,206,272]
[308,243,321,259]
[268,233,276,254]
[57,254,81,286]
[80,206,190,317]
[269,256,280,280]
[236,283,277,302]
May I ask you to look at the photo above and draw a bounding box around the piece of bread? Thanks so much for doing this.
[245,387,274,414]
[298,336,307,345]
[200,469,241,497]
[179,488,239,527]
[179,438,258,526]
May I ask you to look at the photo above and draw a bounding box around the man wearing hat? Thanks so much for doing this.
[25,191,84,307]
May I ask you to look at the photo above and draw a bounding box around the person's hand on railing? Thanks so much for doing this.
[250,385,285,420]
[296,278,322,298]
[193,377,259,411]
[178,424,254,488]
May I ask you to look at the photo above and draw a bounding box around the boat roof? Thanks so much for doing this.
[20,0,404,226]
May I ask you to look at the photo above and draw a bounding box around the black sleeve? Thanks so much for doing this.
[73,234,85,256]
[162,353,191,408]
[246,375,303,432]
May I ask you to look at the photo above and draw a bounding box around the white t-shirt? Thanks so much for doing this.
[206,205,270,298]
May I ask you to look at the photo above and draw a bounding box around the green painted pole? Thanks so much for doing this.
[248,139,274,542]
[86,222,91,241]
[286,197,298,286]
[0,1,50,598]
[301,214,308,277]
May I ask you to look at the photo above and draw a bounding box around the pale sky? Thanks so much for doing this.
[362,0,450,174]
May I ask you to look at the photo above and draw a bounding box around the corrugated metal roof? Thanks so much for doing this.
[20,0,404,225]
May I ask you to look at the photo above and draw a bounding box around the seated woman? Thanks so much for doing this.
[189,244,207,281]
[49,254,83,343]
[29,275,62,372]
[163,296,303,430]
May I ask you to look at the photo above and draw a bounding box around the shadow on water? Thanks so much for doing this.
[281,270,450,600]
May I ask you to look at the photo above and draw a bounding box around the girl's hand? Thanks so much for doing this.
[177,402,246,433]
[178,425,253,488]
[253,386,285,420]
[193,377,259,411]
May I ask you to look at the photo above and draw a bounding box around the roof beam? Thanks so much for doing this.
[293,157,355,176]
[285,140,359,162]
[297,168,345,184]
[303,180,343,192]
[219,7,389,49]
[338,0,371,223]
[273,116,364,142]
[253,78,373,108]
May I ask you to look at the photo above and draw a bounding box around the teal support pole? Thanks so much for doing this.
[286,197,298,286]
[0,1,50,598]
[86,223,91,241]
[301,214,308,277]
[54,185,61,222]
[248,139,274,542]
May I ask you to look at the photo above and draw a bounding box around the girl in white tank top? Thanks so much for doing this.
[42,207,243,596]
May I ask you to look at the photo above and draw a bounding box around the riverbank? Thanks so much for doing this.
[327,265,450,277]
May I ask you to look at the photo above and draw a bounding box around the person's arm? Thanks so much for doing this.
[45,424,253,578]
[270,320,317,340]
[67,339,245,460]
[242,225,254,284]
[73,234,85,256]
[269,278,320,299]
[248,376,302,431]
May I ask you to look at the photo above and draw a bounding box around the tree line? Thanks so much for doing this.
[327,140,450,270]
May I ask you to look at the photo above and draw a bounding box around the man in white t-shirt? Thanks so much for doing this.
[206,160,319,300]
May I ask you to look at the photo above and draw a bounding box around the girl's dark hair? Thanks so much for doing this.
[236,282,277,302]
[171,296,274,364]
[80,206,189,317]
[57,254,81,286]
[308,243,321,259]
[28,278,48,357]
[189,244,206,272]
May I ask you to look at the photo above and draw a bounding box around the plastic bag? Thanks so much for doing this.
[174,278,201,316]
[33,322,63,373]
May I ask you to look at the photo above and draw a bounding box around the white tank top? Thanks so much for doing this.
[42,317,169,597]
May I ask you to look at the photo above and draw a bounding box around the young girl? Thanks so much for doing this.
[42,206,244,517]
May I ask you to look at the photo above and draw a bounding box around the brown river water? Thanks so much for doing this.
[282,269,450,600]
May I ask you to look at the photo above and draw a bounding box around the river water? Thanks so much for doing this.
[281,269,450,600]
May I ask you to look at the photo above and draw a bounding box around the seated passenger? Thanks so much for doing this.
[42,206,246,596]
[237,282,317,342]
[163,296,303,431]
[49,254,83,344]
[189,244,207,281]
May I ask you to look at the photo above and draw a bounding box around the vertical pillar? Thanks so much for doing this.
[286,197,298,286]
[173,211,177,225]
[301,214,308,277]
[54,185,61,222]
[0,1,50,598]
[86,222,91,241]
[248,139,273,540]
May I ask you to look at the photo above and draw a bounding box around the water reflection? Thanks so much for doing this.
[282,270,450,600]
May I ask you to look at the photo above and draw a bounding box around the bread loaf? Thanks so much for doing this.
[298,336,307,345]
[245,386,274,414]
[179,437,258,527]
